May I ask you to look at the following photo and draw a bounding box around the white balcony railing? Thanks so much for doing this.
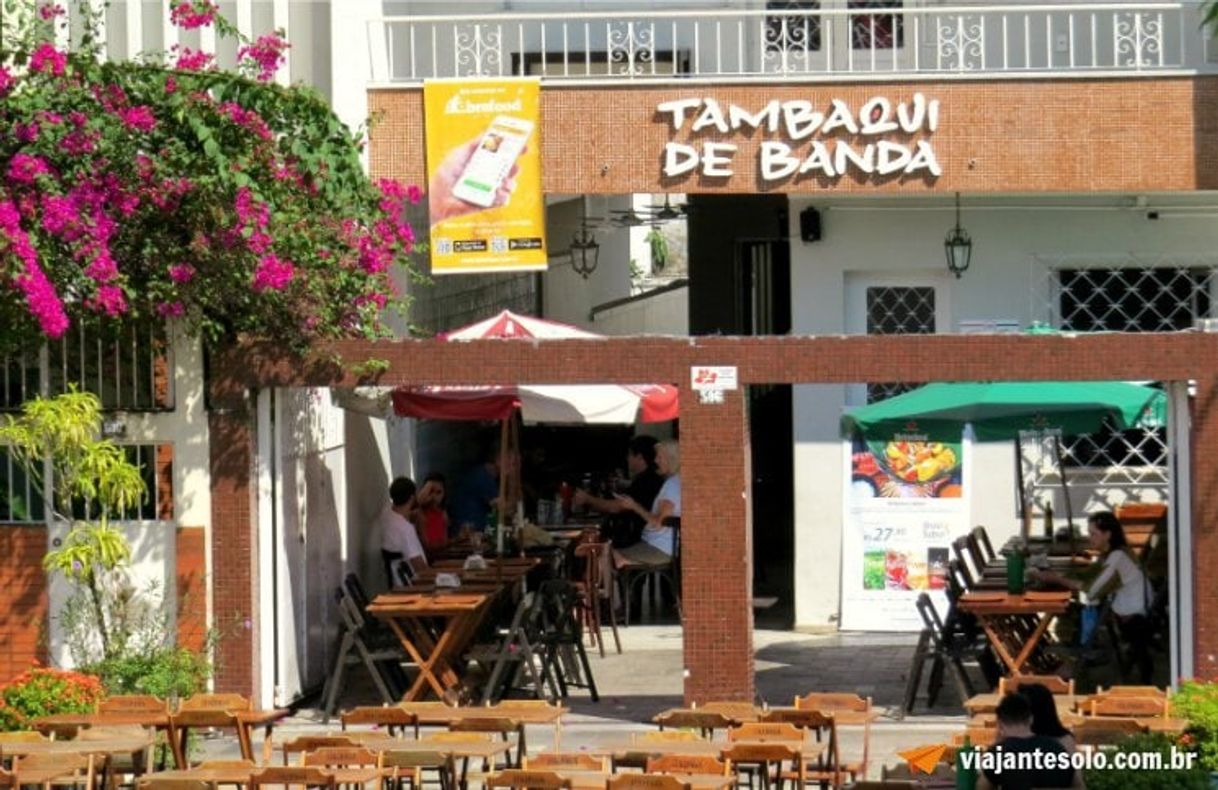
[368,3,1218,84]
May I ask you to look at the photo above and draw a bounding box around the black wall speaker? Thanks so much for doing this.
[799,207,822,242]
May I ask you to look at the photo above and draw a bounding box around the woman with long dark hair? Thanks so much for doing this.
[1033,510,1153,683]
[1020,683,1076,752]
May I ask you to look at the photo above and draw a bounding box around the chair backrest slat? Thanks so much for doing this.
[525,753,606,772]
[485,769,571,789]
[645,755,729,776]
[605,774,689,790]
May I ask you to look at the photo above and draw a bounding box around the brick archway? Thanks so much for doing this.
[210,332,1218,702]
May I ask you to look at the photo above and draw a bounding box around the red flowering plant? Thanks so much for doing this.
[0,1,419,355]
[0,666,105,731]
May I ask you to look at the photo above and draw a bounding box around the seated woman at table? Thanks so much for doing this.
[411,472,450,556]
[612,440,680,567]
[1019,682,1076,752]
[1031,510,1153,683]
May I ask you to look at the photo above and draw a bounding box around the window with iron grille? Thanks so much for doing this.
[765,1,823,54]
[850,0,903,50]
[866,285,935,403]
[47,320,172,411]
[1058,267,1212,332]
[0,444,166,524]
[0,447,45,524]
[69,444,164,522]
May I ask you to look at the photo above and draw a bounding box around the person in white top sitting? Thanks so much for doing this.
[1032,510,1152,683]
[379,476,428,589]
[613,440,681,567]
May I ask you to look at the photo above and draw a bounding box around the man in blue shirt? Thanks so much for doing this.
[449,450,502,533]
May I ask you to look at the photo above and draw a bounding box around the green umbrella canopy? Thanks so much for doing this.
[842,381,1167,442]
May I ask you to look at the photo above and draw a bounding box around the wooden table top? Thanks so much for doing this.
[141,766,384,785]
[35,712,172,730]
[170,708,289,727]
[964,693,1081,713]
[592,738,828,760]
[332,732,515,759]
[494,771,734,790]
[2,735,155,756]
[655,705,878,727]
[958,591,1071,615]
[367,591,494,616]
[397,702,568,725]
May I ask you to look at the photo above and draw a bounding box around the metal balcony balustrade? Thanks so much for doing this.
[369,3,1217,85]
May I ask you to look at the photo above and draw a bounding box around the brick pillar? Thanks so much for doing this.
[209,400,258,697]
[1193,377,1218,678]
[681,385,753,703]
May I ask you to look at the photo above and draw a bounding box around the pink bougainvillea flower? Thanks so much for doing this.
[14,123,39,143]
[156,301,185,318]
[164,76,177,94]
[0,200,69,338]
[88,284,127,317]
[38,3,65,19]
[0,67,14,95]
[170,0,218,29]
[7,154,51,184]
[168,263,196,284]
[252,253,294,292]
[407,185,423,204]
[29,43,67,76]
[117,106,157,132]
[238,32,290,82]
[173,46,215,72]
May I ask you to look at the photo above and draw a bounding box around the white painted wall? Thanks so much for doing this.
[544,197,634,330]
[590,285,689,336]
[789,194,1218,630]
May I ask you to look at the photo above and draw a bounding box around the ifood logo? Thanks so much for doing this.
[444,96,523,114]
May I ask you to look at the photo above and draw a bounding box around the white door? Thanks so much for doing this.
[844,272,952,406]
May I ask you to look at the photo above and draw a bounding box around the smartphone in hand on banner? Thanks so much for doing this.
[452,116,534,208]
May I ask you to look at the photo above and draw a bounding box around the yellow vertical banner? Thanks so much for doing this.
[423,79,547,274]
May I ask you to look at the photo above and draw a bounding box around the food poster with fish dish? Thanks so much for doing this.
[840,426,973,631]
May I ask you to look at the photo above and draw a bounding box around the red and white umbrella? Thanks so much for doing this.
[392,310,678,424]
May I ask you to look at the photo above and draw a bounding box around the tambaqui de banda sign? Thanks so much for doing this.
[658,93,941,181]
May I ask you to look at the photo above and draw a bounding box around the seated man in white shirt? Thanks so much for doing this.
[379,476,429,589]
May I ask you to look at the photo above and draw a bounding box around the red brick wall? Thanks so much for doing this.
[208,408,257,697]
[176,526,207,654]
[213,332,1218,700]
[0,526,48,681]
[369,77,1218,194]
[157,444,175,522]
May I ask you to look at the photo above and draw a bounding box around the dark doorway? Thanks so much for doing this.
[688,195,795,627]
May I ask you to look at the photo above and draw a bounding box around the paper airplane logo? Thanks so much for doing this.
[899,744,947,775]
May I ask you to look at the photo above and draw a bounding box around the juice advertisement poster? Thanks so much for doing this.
[850,430,963,500]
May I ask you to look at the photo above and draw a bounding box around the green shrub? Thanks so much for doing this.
[89,646,211,701]
[1170,680,1218,772]
[0,667,105,731]
[1082,732,1209,790]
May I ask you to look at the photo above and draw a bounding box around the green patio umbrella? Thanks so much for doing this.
[841,381,1165,443]
[841,381,1167,533]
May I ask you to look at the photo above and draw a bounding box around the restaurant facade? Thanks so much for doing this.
[5,0,1218,708]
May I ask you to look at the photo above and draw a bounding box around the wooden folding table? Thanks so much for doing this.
[957,591,1071,674]
[367,591,496,701]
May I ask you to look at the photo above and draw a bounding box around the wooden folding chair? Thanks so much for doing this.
[763,709,842,788]
[653,710,733,738]
[904,593,976,713]
[301,747,383,770]
[524,753,607,772]
[471,592,558,704]
[794,692,873,783]
[322,585,409,719]
[632,732,705,744]
[722,743,802,790]
[136,779,214,790]
[340,706,418,738]
[572,541,621,657]
[10,754,95,789]
[248,766,338,790]
[280,736,362,766]
[1086,696,1169,718]
[484,769,571,789]
[971,526,996,565]
[1075,717,1143,746]
[100,695,170,714]
[427,732,497,788]
[606,775,690,790]
[381,749,455,790]
[645,755,730,776]
[449,717,524,769]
